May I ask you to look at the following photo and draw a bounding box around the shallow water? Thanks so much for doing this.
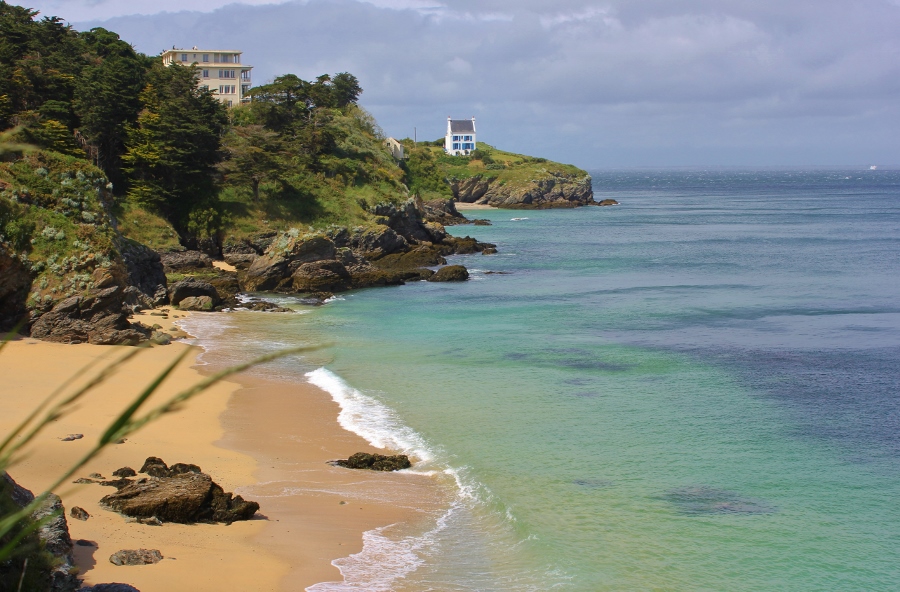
[182,168,900,590]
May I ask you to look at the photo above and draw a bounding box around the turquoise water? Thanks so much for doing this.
[183,169,900,590]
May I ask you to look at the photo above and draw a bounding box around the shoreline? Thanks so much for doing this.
[454,202,497,210]
[1,308,447,591]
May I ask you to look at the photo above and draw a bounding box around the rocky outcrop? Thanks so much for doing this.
[597,199,619,206]
[119,239,166,300]
[0,245,32,330]
[78,584,141,592]
[452,171,594,209]
[334,452,412,471]
[159,250,213,273]
[422,199,490,226]
[1,473,79,592]
[291,260,352,292]
[30,286,150,345]
[99,458,259,524]
[167,278,220,308]
[428,265,469,282]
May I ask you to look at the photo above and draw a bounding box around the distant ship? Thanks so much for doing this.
[870,165,878,170]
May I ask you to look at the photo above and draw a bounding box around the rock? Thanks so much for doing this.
[240,233,338,293]
[596,198,619,206]
[428,265,469,282]
[176,295,215,311]
[119,239,167,299]
[370,245,447,271]
[102,458,259,523]
[167,278,220,308]
[238,300,293,312]
[2,473,83,592]
[452,171,594,209]
[159,250,212,273]
[421,198,470,225]
[121,286,154,314]
[73,477,96,484]
[373,198,444,244]
[334,452,412,471]
[223,253,257,269]
[78,584,141,592]
[30,286,150,346]
[0,244,34,331]
[62,434,84,441]
[113,467,137,478]
[109,549,163,566]
[99,478,134,489]
[89,473,103,479]
[70,506,90,521]
[482,247,498,255]
[292,260,352,292]
[347,226,408,260]
[442,236,496,255]
[149,331,172,345]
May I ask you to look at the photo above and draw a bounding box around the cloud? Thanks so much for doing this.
[56,0,900,166]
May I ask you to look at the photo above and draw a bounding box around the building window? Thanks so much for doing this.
[218,70,235,79]
[180,53,187,61]
[202,70,209,78]
[203,54,209,62]
[241,84,250,95]
[227,100,233,107]
[453,143,460,150]
[241,70,251,80]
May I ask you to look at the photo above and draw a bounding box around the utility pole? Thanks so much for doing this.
[414,127,417,145]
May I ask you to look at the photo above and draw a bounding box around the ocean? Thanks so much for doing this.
[180,168,900,591]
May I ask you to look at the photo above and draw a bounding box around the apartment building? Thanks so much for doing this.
[160,47,253,107]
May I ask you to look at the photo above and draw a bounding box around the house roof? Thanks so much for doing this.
[449,119,475,133]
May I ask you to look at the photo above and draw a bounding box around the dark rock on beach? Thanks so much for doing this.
[108,549,163,566]
[100,458,259,524]
[30,286,151,346]
[334,452,412,471]
[113,467,137,478]
[70,506,90,521]
[159,250,212,273]
[78,584,142,592]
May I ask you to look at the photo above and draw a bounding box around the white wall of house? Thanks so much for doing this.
[445,117,477,156]
[161,48,253,107]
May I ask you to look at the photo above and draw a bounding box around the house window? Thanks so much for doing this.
[453,143,460,151]
[180,53,187,61]
[203,54,209,62]
[218,70,235,79]
[214,53,220,63]
[453,135,460,142]
[202,70,209,78]
[227,100,233,107]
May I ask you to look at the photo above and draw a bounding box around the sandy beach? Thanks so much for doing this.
[0,309,445,591]
[454,202,497,210]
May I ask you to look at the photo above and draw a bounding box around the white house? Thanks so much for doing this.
[445,117,476,156]
[160,47,253,107]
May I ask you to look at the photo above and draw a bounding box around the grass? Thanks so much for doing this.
[114,201,182,252]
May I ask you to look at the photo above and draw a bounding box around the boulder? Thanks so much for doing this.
[159,250,212,273]
[597,198,619,206]
[428,265,469,282]
[167,278,220,308]
[70,506,90,521]
[177,296,214,311]
[109,549,163,567]
[119,239,167,299]
[442,236,496,255]
[112,467,137,478]
[421,199,470,226]
[347,226,408,260]
[334,452,412,471]
[291,260,352,292]
[100,458,259,524]
[30,286,150,346]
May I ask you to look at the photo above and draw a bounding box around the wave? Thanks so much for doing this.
[305,368,435,463]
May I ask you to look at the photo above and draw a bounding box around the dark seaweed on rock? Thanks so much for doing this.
[333,452,412,471]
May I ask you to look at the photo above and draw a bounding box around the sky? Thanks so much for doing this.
[23,0,900,168]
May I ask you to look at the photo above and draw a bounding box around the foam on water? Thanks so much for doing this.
[305,367,434,463]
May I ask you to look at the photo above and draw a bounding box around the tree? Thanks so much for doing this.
[73,28,149,189]
[219,124,285,202]
[122,63,227,234]
[331,72,362,108]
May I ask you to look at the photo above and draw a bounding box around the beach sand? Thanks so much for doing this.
[0,309,445,591]
[454,202,496,210]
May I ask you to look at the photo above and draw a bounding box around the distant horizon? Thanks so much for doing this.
[21,0,900,169]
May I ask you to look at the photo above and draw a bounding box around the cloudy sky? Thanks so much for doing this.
[25,0,900,168]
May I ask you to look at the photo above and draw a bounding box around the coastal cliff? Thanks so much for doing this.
[451,170,593,209]
[402,142,595,209]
